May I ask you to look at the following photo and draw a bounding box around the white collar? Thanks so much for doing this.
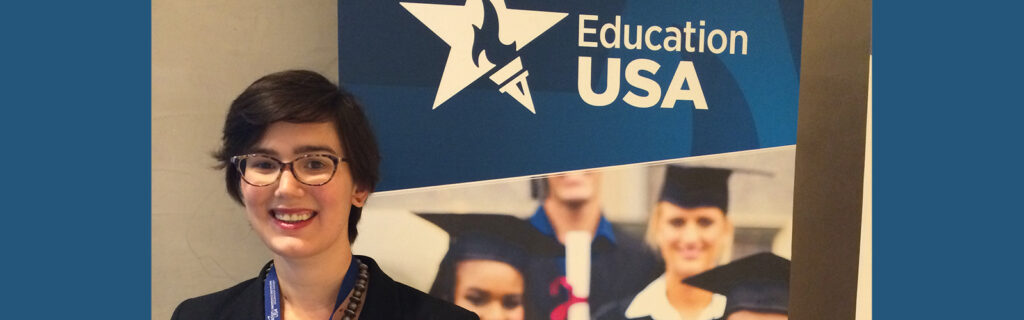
[624,275,726,320]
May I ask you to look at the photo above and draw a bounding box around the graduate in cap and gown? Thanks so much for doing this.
[421,213,562,320]
[683,252,790,320]
[525,172,662,320]
[625,166,735,320]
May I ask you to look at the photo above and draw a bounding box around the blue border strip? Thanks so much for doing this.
[876,1,1022,318]
[2,1,151,317]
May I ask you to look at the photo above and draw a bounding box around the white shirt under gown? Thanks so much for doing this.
[624,274,726,320]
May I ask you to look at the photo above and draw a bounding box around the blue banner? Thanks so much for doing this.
[340,0,803,191]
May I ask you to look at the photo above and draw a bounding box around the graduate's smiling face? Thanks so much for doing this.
[453,259,525,320]
[239,121,368,259]
[655,202,732,278]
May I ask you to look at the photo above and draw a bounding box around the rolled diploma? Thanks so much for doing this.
[565,231,592,320]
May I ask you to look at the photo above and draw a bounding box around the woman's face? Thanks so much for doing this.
[655,201,732,278]
[453,259,525,320]
[240,121,367,259]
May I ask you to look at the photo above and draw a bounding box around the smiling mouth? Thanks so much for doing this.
[678,248,703,259]
[272,210,318,223]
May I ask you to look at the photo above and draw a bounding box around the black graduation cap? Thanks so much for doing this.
[659,166,734,213]
[683,252,791,319]
[419,213,557,266]
[418,213,563,302]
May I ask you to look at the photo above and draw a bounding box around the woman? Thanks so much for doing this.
[624,166,735,320]
[172,70,477,320]
[421,213,544,320]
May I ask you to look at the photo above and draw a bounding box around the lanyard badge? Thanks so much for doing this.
[264,258,361,320]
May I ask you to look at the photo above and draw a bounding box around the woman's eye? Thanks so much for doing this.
[501,295,522,310]
[464,290,490,306]
[252,160,278,170]
[306,160,325,169]
[697,217,715,227]
[669,218,685,227]
[300,158,332,171]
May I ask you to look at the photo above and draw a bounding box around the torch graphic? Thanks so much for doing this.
[472,0,536,113]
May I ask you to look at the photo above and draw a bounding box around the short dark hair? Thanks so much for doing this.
[212,70,380,243]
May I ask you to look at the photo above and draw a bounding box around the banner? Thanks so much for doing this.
[340,1,802,319]
[340,0,803,191]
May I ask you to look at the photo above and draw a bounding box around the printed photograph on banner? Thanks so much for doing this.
[354,146,794,320]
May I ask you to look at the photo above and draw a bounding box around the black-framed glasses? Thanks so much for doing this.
[230,154,347,187]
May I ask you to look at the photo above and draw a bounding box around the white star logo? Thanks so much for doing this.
[401,0,567,113]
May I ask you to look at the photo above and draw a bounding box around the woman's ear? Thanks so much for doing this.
[351,185,370,207]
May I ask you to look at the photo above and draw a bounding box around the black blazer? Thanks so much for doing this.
[172,255,479,320]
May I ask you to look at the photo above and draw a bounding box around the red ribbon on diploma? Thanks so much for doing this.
[549,276,588,320]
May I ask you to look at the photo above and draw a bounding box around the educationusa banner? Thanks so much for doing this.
[340,0,803,191]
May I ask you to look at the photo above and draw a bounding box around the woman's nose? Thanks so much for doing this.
[680,224,701,244]
[478,303,505,320]
[274,169,305,198]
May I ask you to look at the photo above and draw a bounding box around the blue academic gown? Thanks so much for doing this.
[525,207,662,320]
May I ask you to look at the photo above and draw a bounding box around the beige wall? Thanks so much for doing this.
[151,1,338,319]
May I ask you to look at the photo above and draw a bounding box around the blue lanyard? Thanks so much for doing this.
[264,257,361,320]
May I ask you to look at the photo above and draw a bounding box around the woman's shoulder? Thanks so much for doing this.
[358,256,479,320]
[390,281,480,320]
[171,272,265,320]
